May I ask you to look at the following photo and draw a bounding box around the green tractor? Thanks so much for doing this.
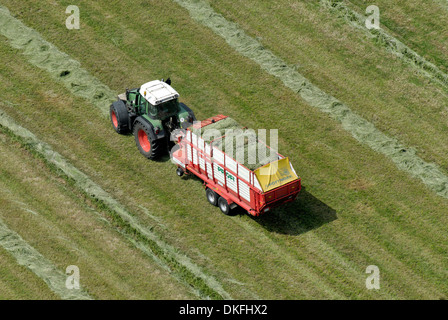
[110,78,196,159]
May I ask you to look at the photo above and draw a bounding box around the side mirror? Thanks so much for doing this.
[165,77,171,85]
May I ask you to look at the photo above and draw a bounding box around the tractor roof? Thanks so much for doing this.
[139,80,179,105]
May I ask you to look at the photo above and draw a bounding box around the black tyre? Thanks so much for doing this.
[110,100,130,134]
[206,188,218,206]
[176,167,184,177]
[218,197,231,215]
[133,119,163,160]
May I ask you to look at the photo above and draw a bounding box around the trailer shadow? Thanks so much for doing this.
[177,169,337,236]
[248,187,337,236]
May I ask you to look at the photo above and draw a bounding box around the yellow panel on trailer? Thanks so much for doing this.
[254,157,298,192]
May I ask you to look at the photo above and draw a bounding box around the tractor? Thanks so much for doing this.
[109,78,196,159]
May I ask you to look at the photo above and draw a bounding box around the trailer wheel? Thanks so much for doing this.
[218,197,231,215]
[133,120,163,160]
[110,101,130,134]
[176,167,184,177]
[206,188,218,206]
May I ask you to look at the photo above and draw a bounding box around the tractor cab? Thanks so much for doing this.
[139,80,180,121]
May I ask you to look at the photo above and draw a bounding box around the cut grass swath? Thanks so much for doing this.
[0,107,230,300]
[320,0,448,93]
[172,0,448,200]
[0,217,92,300]
[0,5,114,117]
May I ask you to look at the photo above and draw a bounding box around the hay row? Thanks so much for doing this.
[320,0,448,91]
[0,5,115,117]
[0,218,93,300]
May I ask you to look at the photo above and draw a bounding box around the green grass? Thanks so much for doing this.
[0,107,228,299]
[0,0,447,299]
[0,246,59,300]
[0,131,194,299]
[207,0,448,175]
[347,0,448,73]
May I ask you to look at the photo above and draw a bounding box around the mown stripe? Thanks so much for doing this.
[320,0,448,92]
[172,0,448,199]
[0,107,230,300]
[0,5,113,117]
[0,218,92,300]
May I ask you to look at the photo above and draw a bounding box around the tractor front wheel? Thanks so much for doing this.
[133,120,163,160]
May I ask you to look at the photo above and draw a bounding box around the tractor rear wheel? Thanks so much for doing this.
[206,188,218,206]
[133,120,163,160]
[110,101,130,134]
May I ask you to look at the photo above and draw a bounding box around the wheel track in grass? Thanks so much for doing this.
[0,217,93,300]
[0,5,113,118]
[237,214,445,299]
[236,220,355,299]
[259,210,448,299]
[171,0,448,201]
[320,0,448,93]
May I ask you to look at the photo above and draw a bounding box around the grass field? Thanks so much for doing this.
[0,0,447,299]
[347,0,448,73]
[0,124,194,299]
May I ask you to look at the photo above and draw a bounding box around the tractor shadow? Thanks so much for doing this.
[246,186,337,236]
[154,153,173,163]
[154,144,183,163]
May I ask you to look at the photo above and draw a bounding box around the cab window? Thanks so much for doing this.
[148,103,158,117]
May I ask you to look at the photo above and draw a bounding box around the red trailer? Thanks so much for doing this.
[171,115,301,216]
